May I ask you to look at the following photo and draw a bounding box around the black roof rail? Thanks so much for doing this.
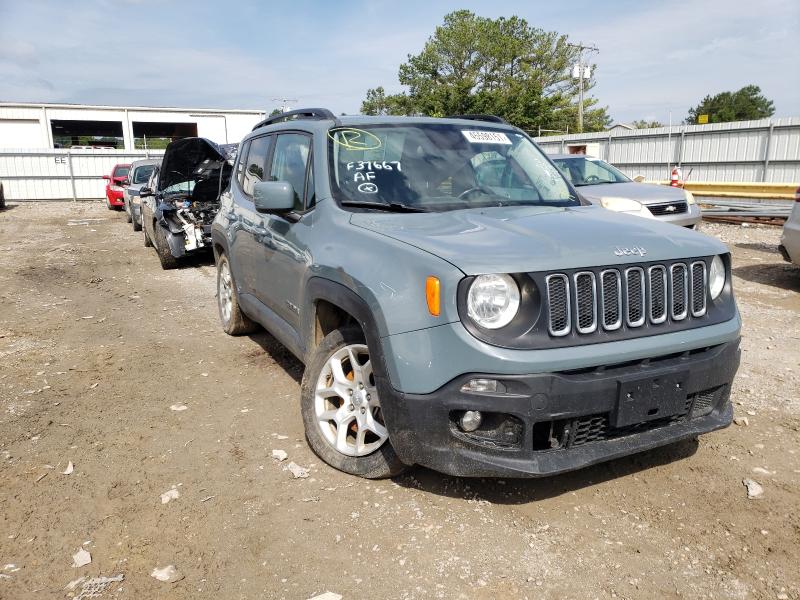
[252,108,338,131]
[446,114,508,124]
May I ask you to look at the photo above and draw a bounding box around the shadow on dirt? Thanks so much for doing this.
[247,330,304,384]
[395,438,700,504]
[176,251,216,269]
[734,241,780,254]
[733,262,800,292]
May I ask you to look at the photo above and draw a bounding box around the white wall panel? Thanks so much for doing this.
[537,117,800,183]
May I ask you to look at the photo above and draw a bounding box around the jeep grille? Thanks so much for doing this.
[544,259,709,337]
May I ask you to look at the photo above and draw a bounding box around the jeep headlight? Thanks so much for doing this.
[684,190,696,205]
[599,197,644,212]
[467,274,520,329]
[709,255,725,299]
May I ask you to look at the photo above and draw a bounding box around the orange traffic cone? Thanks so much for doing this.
[670,167,682,187]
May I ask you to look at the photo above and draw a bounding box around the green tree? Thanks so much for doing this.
[269,108,283,117]
[686,85,774,124]
[360,10,611,132]
[360,87,415,116]
[631,119,663,128]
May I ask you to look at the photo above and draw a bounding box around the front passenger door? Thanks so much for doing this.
[256,132,314,330]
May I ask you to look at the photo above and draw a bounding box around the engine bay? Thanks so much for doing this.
[163,196,218,251]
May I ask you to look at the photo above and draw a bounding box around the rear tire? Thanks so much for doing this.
[216,253,258,335]
[300,326,406,479]
[153,223,180,270]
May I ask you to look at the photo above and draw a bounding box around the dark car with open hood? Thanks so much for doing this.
[140,138,237,269]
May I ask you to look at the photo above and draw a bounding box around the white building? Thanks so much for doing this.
[0,102,267,150]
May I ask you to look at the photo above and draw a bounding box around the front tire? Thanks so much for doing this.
[143,219,152,247]
[153,223,179,270]
[216,253,257,335]
[300,326,406,479]
[124,200,132,223]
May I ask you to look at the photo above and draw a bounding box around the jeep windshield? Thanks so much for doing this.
[329,124,578,212]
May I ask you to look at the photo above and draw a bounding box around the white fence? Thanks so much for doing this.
[534,117,800,183]
[0,149,164,201]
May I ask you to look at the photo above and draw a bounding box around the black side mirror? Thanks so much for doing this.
[139,187,154,198]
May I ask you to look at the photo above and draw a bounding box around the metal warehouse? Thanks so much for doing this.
[0,102,266,150]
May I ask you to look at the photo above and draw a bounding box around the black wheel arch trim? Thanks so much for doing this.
[302,277,408,460]
[303,277,389,381]
[211,228,229,260]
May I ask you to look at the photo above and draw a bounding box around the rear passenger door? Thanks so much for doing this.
[255,132,314,330]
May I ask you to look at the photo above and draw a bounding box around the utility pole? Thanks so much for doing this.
[568,42,598,133]
[271,97,298,114]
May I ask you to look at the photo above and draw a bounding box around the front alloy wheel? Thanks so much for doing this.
[314,344,389,456]
[301,326,406,479]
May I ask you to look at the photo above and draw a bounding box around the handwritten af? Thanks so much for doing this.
[347,161,402,183]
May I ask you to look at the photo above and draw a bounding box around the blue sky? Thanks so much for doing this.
[1,0,797,124]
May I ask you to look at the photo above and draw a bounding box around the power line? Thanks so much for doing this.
[271,97,298,113]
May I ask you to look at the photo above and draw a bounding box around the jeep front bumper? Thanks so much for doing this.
[378,338,739,478]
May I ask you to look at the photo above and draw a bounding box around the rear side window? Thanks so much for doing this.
[242,136,271,196]
[269,133,311,211]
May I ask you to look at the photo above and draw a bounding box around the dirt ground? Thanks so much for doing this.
[0,202,798,600]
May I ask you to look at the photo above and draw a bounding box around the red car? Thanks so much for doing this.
[103,163,131,209]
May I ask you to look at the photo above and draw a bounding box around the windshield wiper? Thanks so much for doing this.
[341,201,429,213]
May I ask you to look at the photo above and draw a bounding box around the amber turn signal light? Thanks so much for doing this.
[426,276,440,316]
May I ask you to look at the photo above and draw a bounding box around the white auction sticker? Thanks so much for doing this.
[461,130,512,145]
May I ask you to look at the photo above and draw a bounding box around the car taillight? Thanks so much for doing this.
[795,186,800,202]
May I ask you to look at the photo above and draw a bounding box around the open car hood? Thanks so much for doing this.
[158,137,237,196]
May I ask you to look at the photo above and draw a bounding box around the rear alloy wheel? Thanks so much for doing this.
[216,253,257,335]
[301,326,406,478]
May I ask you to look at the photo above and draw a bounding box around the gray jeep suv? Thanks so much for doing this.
[212,109,740,479]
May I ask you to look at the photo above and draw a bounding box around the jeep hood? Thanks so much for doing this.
[350,205,726,275]
[158,137,237,194]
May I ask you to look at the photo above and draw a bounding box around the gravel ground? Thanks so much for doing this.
[0,202,798,600]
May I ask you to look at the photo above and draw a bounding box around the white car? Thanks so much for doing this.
[779,186,800,266]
